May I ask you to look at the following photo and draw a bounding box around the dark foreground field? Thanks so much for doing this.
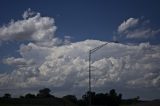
[121,100,160,106]
[0,97,160,106]
[0,98,77,106]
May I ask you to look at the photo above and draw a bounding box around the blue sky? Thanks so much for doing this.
[1,0,160,41]
[0,0,160,99]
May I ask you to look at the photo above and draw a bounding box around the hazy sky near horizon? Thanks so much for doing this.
[0,0,160,99]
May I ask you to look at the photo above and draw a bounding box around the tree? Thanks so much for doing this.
[94,93,106,105]
[108,89,121,106]
[109,89,117,97]
[3,93,11,99]
[37,88,54,98]
[25,93,36,99]
[82,91,95,105]
[19,95,25,99]
[80,89,122,106]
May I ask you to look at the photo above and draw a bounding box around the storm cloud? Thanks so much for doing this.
[0,9,160,99]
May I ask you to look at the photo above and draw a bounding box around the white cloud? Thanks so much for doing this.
[3,57,34,66]
[126,28,160,39]
[1,40,160,96]
[0,10,160,99]
[117,18,160,39]
[64,36,72,45]
[118,18,139,33]
[0,9,57,43]
[22,8,35,19]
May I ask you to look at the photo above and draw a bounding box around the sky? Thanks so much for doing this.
[0,0,160,100]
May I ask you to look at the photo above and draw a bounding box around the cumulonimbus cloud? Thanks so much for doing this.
[1,40,160,95]
[0,9,160,99]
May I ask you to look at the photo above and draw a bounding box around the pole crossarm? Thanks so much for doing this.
[90,42,109,53]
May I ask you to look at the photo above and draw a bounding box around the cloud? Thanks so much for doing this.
[3,57,34,66]
[64,36,72,45]
[0,9,57,43]
[22,8,35,19]
[0,9,160,99]
[1,40,160,98]
[118,18,139,33]
[117,18,160,39]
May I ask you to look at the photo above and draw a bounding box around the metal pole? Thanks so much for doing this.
[88,41,118,106]
[89,50,91,106]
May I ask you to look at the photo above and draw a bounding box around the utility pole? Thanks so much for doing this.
[88,42,110,106]
[89,50,91,106]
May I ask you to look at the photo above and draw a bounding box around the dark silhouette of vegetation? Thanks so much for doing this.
[19,95,25,99]
[25,93,36,99]
[108,89,122,106]
[3,93,11,99]
[37,88,54,98]
[80,89,122,106]
[0,88,145,106]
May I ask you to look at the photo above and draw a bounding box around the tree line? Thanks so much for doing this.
[0,88,140,106]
